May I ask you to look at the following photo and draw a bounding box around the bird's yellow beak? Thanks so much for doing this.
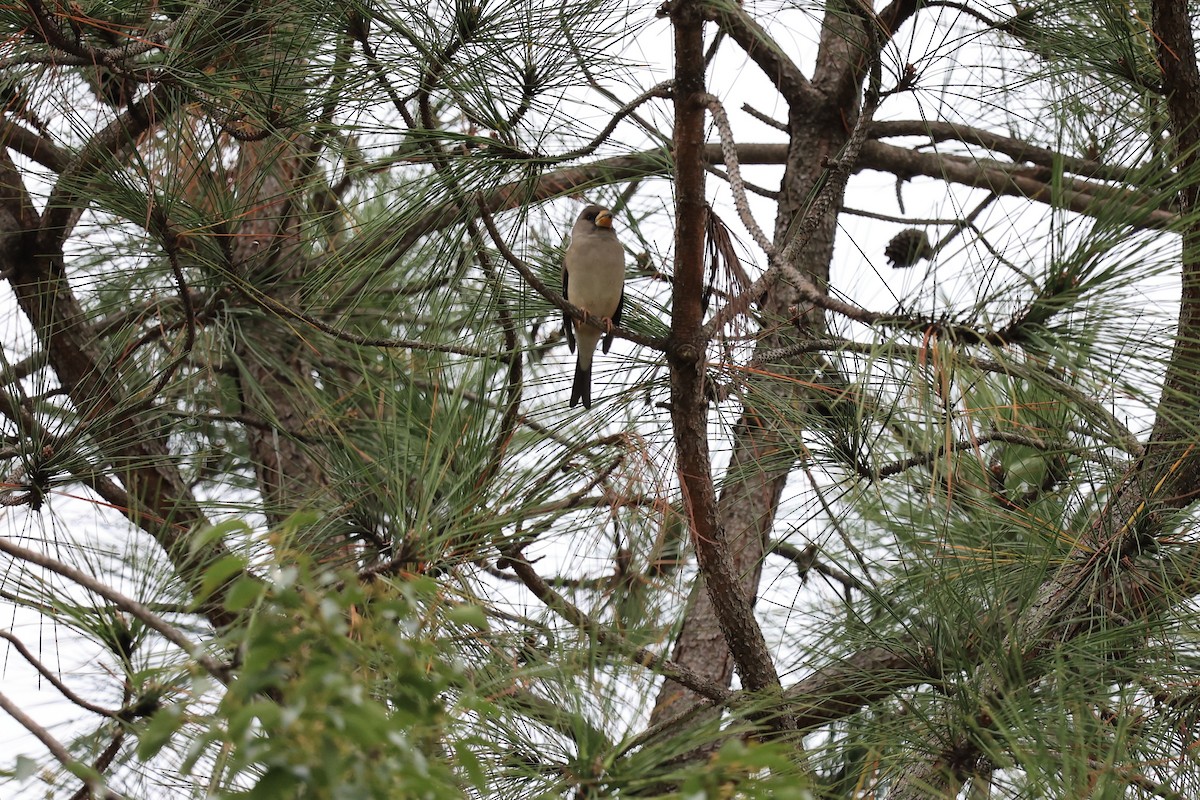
[595,210,614,229]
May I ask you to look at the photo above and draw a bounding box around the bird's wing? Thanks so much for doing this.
[562,261,575,353]
[603,290,624,354]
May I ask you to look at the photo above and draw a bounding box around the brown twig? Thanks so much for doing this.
[0,690,124,799]
[499,549,731,704]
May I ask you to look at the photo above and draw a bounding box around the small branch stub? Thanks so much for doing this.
[673,341,701,364]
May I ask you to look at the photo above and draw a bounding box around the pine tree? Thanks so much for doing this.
[1,0,1198,796]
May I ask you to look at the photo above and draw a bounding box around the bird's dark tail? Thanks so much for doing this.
[570,362,591,409]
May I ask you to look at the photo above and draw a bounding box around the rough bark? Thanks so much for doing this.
[664,0,786,718]
[651,0,861,726]
[227,138,335,536]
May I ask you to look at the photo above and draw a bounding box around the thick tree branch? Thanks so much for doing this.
[1144,0,1200,481]
[779,537,1200,740]
[669,0,788,718]
[870,119,1142,184]
[698,0,815,107]
[371,135,1179,383]
[860,140,1179,230]
[348,137,1177,276]
[17,0,209,64]
[876,0,926,41]
[0,120,70,171]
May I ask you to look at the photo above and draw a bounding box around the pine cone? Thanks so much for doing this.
[885,228,934,268]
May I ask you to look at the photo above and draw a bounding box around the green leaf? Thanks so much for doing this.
[190,519,252,556]
[245,765,301,799]
[136,705,183,761]
[225,576,265,612]
[13,754,39,781]
[447,602,488,629]
[198,555,248,602]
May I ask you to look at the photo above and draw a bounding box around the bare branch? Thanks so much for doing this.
[870,119,1142,184]
[698,0,816,107]
[740,103,786,132]
[0,630,118,718]
[861,140,1178,230]
[552,83,676,162]
[0,120,70,172]
[0,536,229,682]
[698,93,773,255]
[343,137,1179,277]
[0,690,123,800]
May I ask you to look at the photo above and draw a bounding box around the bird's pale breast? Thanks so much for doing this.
[567,233,623,318]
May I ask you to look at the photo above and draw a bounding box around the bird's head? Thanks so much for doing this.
[579,204,614,230]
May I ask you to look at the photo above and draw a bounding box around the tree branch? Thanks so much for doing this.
[870,119,1142,184]
[669,0,789,724]
[341,137,1180,278]
[0,535,229,682]
[0,120,70,172]
[0,690,123,800]
[698,0,815,107]
[860,140,1179,230]
[497,549,731,705]
[0,630,118,718]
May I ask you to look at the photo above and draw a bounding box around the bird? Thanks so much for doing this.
[562,204,625,409]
